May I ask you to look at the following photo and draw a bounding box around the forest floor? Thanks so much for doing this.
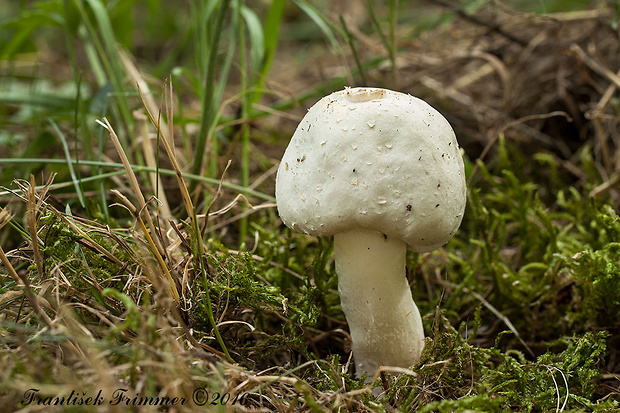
[1,0,619,411]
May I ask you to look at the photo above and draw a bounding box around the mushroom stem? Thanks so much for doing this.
[334,228,424,378]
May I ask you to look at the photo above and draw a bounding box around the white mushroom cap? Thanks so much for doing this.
[275,87,466,252]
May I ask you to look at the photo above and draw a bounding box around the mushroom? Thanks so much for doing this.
[275,87,466,378]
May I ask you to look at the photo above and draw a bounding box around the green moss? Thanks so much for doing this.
[38,213,131,295]
[388,314,613,412]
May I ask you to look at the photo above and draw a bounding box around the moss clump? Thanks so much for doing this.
[388,315,613,412]
[39,213,130,293]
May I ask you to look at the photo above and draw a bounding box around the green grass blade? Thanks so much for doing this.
[191,0,219,76]
[72,0,135,152]
[365,0,394,66]
[47,119,86,208]
[191,0,231,185]
[240,5,264,70]
[210,3,239,177]
[292,0,341,52]
[237,0,250,244]
[0,158,275,202]
[0,91,75,109]
[257,0,285,99]
[339,15,368,85]
[0,6,63,59]
[388,0,398,84]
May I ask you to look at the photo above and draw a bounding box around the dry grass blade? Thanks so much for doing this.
[469,289,534,357]
[570,44,620,90]
[26,174,52,277]
[0,246,23,289]
[110,189,180,303]
[586,68,620,176]
[134,109,174,221]
[590,173,620,197]
[468,111,573,184]
[61,215,124,267]
[0,244,53,328]
[135,81,234,361]
[452,51,513,110]
[136,82,203,254]
[11,177,126,267]
[100,117,166,252]
[204,200,277,234]
[0,207,12,231]
[119,49,170,137]
[101,118,180,303]
[433,0,527,46]
[201,160,233,238]
[165,74,175,159]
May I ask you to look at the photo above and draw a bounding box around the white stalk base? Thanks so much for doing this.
[334,228,424,378]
